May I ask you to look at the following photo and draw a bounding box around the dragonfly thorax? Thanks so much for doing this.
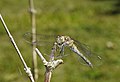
[56,35,74,47]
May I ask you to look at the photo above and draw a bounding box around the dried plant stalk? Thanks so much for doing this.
[0,14,35,82]
[28,0,38,81]
[44,70,52,82]
[35,46,63,82]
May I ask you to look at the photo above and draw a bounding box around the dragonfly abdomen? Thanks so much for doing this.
[70,44,93,68]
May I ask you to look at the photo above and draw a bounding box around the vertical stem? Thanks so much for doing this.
[29,0,38,81]
[44,69,52,82]
[0,14,35,82]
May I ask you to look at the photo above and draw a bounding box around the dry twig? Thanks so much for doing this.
[28,0,38,81]
[0,14,35,82]
[35,47,63,82]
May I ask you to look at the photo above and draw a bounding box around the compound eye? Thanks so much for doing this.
[65,37,69,41]
[57,35,60,38]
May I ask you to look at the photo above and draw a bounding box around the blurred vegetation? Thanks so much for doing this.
[0,0,120,82]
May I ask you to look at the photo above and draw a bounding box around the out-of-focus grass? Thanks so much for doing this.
[0,0,120,82]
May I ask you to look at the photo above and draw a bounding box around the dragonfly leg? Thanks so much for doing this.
[50,42,57,61]
[55,45,65,58]
[60,46,65,56]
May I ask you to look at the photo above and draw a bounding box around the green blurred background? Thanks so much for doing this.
[0,0,120,82]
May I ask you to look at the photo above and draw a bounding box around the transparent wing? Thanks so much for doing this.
[23,32,57,56]
[73,39,102,66]
[23,32,56,46]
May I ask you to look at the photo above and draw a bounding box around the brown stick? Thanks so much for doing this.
[28,0,38,81]
[44,69,52,82]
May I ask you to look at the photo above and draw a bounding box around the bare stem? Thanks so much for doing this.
[35,48,63,82]
[35,48,47,64]
[28,0,38,81]
[0,14,35,82]
[44,70,52,82]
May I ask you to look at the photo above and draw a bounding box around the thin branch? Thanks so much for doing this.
[28,0,38,81]
[35,48,47,64]
[0,14,35,82]
[35,48,63,82]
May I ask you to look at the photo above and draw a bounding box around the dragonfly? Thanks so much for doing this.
[24,32,102,68]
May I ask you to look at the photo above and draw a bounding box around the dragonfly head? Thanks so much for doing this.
[56,35,73,46]
[56,35,65,45]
